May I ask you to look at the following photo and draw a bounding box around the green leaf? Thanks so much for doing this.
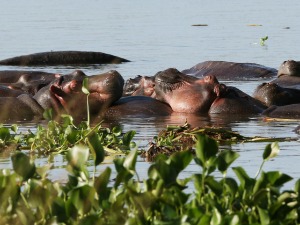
[217,150,239,173]
[232,166,254,190]
[123,149,137,172]
[211,208,221,225]
[88,132,105,166]
[263,142,279,161]
[11,151,36,181]
[11,124,18,133]
[68,185,95,216]
[94,167,111,197]
[195,134,218,167]
[169,150,193,174]
[112,126,122,136]
[43,108,53,120]
[0,127,10,141]
[67,144,89,169]
[82,77,90,95]
[258,206,270,225]
[122,130,136,147]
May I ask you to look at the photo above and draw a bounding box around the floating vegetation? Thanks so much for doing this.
[260,35,269,46]
[141,121,297,161]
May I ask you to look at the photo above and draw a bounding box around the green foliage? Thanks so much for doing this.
[0,133,299,224]
[260,35,269,46]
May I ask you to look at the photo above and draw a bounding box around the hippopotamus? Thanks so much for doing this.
[209,84,267,114]
[0,70,60,95]
[181,61,277,80]
[262,104,300,119]
[33,70,86,110]
[123,75,155,97]
[253,82,300,107]
[0,94,43,121]
[105,96,172,118]
[0,85,25,97]
[46,70,124,118]
[0,70,58,83]
[154,68,219,114]
[0,51,130,66]
[0,69,125,122]
[270,60,300,89]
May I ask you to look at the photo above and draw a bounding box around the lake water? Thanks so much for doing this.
[0,0,300,188]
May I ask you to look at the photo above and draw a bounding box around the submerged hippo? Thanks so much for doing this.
[182,61,277,80]
[0,94,43,121]
[105,96,172,118]
[0,51,130,66]
[123,75,155,97]
[0,85,25,97]
[0,70,58,83]
[253,82,300,107]
[154,68,219,114]
[209,84,267,114]
[271,60,300,89]
[262,104,300,119]
[0,70,60,96]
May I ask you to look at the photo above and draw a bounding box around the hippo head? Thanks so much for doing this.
[154,68,219,113]
[278,60,300,77]
[49,70,124,118]
[123,75,155,97]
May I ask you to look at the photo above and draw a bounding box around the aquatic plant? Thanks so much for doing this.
[0,135,299,224]
[260,36,269,46]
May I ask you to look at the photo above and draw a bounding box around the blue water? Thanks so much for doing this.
[0,0,300,188]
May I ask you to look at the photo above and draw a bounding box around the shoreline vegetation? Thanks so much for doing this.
[0,113,299,224]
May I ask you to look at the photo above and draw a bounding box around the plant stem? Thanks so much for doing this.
[255,160,265,179]
[87,94,90,127]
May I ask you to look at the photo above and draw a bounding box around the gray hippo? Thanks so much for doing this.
[253,82,300,107]
[262,104,300,119]
[0,51,130,66]
[181,61,277,80]
[0,70,125,122]
[0,70,60,96]
[270,60,300,89]
[123,75,155,97]
[209,84,267,114]
[105,96,172,118]
[0,94,43,121]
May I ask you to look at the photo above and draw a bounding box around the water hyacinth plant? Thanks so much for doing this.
[0,134,299,224]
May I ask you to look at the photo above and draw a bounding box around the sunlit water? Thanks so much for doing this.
[0,0,300,189]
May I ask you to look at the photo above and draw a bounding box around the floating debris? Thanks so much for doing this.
[247,24,262,26]
[141,122,297,161]
[192,24,208,26]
